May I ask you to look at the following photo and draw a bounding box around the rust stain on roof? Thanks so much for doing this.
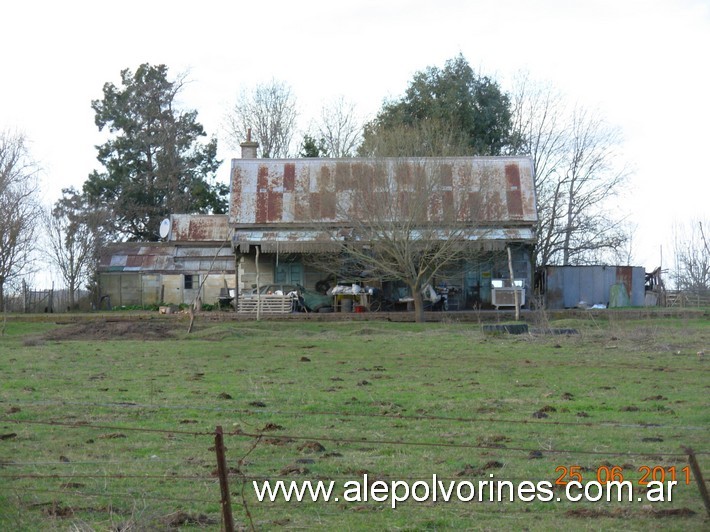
[170,214,229,242]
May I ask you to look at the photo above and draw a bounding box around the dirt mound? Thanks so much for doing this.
[44,320,178,341]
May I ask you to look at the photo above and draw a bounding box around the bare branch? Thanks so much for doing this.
[316,96,363,157]
[0,129,42,309]
[224,79,298,158]
[509,74,630,266]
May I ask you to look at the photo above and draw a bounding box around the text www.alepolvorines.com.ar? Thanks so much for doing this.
[253,474,677,508]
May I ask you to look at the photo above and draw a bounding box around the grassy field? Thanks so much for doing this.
[0,310,708,530]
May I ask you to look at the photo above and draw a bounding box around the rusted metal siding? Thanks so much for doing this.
[229,157,537,227]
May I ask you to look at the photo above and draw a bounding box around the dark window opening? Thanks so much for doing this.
[184,274,195,290]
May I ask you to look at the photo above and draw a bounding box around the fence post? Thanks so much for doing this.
[215,425,235,532]
[683,446,710,517]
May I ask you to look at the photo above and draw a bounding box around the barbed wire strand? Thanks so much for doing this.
[1,417,706,458]
[3,401,707,431]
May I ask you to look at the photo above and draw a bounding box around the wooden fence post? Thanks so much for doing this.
[683,446,710,517]
[215,426,235,532]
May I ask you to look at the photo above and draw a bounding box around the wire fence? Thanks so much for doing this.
[1,411,708,530]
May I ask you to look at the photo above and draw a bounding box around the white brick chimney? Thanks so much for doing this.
[240,128,259,159]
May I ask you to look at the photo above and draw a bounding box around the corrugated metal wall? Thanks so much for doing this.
[99,272,236,307]
[544,266,645,309]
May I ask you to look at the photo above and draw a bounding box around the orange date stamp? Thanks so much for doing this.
[555,465,692,486]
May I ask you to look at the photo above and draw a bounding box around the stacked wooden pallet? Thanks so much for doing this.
[237,295,294,314]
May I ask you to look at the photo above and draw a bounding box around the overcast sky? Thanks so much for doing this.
[2,0,708,277]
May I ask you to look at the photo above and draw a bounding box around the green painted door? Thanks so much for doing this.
[275,262,303,285]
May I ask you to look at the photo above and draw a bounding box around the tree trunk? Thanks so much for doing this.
[412,288,425,323]
[68,280,76,310]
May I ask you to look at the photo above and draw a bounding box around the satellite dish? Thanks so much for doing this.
[159,218,171,239]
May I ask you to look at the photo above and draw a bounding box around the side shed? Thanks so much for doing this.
[541,265,646,309]
[98,215,235,307]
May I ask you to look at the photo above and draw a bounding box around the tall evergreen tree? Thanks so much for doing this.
[85,64,227,241]
[359,55,513,157]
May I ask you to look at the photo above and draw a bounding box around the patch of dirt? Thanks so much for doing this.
[260,423,284,432]
[263,437,295,446]
[42,504,74,518]
[44,320,177,341]
[297,441,326,453]
[643,395,668,401]
[566,508,628,518]
[159,511,218,528]
[646,508,696,517]
[60,482,85,489]
[280,464,310,475]
[97,433,126,439]
[477,434,510,448]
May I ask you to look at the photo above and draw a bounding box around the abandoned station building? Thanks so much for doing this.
[99,140,538,312]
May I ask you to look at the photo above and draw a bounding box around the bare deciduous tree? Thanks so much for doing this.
[224,79,298,158]
[44,188,109,309]
[509,73,629,266]
[0,129,41,310]
[328,158,490,322]
[315,96,362,157]
[673,219,710,291]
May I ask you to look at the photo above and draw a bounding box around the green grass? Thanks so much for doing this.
[0,313,708,530]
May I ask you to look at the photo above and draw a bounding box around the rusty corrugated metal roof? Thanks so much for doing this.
[169,214,230,242]
[232,227,536,253]
[229,157,537,227]
[98,243,235,274]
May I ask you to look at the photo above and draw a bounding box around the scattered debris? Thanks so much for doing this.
[482,324,529,335]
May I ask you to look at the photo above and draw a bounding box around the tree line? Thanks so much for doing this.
[1,55,707,309]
